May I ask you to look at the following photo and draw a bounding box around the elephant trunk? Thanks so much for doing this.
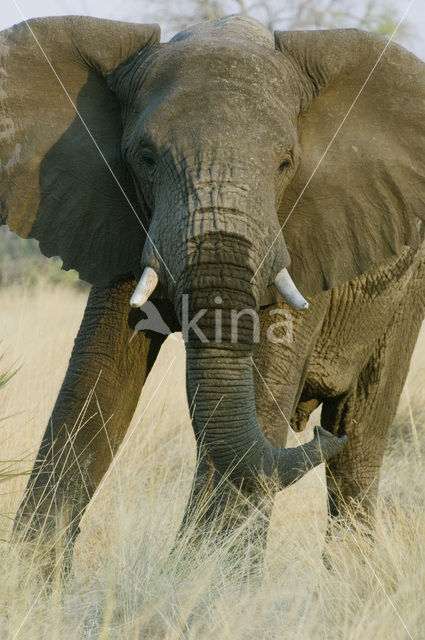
[175,235,345,490]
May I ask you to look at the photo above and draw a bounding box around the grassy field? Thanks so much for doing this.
[0,283,425,639]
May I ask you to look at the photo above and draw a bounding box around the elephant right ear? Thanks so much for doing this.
[275,29,425,297]
[0,17,160,286]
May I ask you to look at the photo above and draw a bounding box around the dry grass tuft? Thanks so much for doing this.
[0,282,424,639]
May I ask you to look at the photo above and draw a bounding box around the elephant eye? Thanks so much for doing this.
[140,149,157,179]
[278,156,293,172]
[142,152,155,167]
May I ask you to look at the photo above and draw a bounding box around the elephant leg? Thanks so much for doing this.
[178,448,215,535]
[13,277,170,576]
[322,288,425,524]
[208,479,274,577]
[177,425,273,575]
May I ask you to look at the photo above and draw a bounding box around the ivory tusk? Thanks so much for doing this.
[274,268,309,311]
[130,267,159,308]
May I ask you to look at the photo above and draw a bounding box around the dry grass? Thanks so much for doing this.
[0,283,425,639]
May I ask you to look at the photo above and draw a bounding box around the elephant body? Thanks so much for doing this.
[15,241,425,569]
[256,243,425,516]
[1,14,425,572]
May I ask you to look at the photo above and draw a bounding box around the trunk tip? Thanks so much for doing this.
[313,425,347,460]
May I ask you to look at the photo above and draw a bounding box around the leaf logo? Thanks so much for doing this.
[130,301,173,342]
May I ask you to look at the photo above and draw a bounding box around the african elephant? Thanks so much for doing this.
[2,14,425,572]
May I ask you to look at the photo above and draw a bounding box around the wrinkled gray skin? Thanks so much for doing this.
[2,15,425,573]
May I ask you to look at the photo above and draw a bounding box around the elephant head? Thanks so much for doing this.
[2,15,424,489]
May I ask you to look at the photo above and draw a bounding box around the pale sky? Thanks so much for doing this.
[1,0,425,60]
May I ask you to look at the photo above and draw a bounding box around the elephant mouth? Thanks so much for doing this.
[131,263,308,314]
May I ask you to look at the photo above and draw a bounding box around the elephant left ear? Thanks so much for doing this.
[0,17,160,286]
[274,29,425,296]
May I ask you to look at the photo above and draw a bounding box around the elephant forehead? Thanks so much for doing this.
[130,81,296,163]
[134,41,299,120]
[145,41,288,87]
[170,15,275,49]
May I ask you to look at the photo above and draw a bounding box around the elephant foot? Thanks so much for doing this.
[13,512,80,587]
[321,503,377,574]
[12,485,85,586]
[174,479,273,583]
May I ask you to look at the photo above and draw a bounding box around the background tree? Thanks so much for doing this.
[132,0,414,42]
